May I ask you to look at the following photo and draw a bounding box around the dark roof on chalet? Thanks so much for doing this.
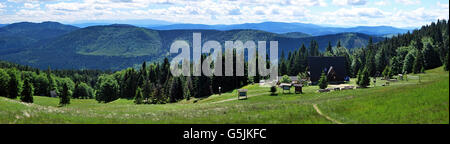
[307,56,348,82]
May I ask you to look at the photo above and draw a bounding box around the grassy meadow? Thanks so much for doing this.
[0,67,448,124]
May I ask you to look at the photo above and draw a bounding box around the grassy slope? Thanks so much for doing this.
[0,67,448,124]
[319,67,449,124]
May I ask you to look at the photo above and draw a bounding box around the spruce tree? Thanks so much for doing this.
[47,66,58,95]
[413,51,424,74]
[326,41,333,54]
[20,78,34,103]
[403,51,415,74]
[134,87,143,104]
[358,68,370,88]
[422,42,441,69]
[142,80,152,103]
[318,72,328,89]
[184,77,193,100]
[382,66,391,80]
[0,69,10,97]
[59,83,70,106]
[7,70,21,99]
[279,61,288,76]
[169,77,183,103]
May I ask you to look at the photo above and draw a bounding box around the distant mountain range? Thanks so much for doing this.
[150,22,411,36]
[69,19,175,28]
[0,21,384,70]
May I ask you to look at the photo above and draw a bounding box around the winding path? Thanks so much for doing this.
[313,104,344,124]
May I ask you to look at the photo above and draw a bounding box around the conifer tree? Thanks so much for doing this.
[184,77,193,100]
[142,80,152,103]
[7,70,21,99]
[47,66,58,95]
[358,68,370,88]
[318,72,328,89]
[134,87,143,104]
[169,77,183,103]
[413,51,424,73]
[326,41,333,54]
[382,66,392,80]
[59,83,70,106]
[21,78,34,103]
[0,69,10,97]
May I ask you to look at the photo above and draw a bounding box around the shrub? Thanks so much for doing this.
[96,74,119,103]
[73,82,94,99]
[280,75,291,83]
[270,86,277,95]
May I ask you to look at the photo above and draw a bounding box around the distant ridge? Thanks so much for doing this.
[0,21,79,40]
[0,23,383,70]
[70,19,175,28]
[151,21,410,36]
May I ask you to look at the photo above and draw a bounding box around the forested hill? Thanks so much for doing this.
[348,19,449,78]
[0,22,79,55]
[0,23,382,70]
[0,21,79,40]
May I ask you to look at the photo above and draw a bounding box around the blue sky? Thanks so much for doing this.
[0,0,448,28]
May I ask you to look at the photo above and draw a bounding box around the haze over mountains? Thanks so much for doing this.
[0,21,396,70]
[150,21,410,36]
[70,19,175,28]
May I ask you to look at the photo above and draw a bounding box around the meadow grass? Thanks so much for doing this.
[0,67,448,124]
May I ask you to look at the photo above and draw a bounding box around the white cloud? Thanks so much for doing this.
[24,3,40,9]
[374,0,389,6]
[0,0,447,27]
[7,0,58,2]
[329,7,386,18]
[0,3,6,9]
[332,0,367,6]
[437,2,449,9]
[395,0,420,5]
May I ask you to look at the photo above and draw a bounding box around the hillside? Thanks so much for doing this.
[0,22,79,55]
[1,67,447,124]
[0,21,79,40]
[280,32,312,38]
[0,23,382,70]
